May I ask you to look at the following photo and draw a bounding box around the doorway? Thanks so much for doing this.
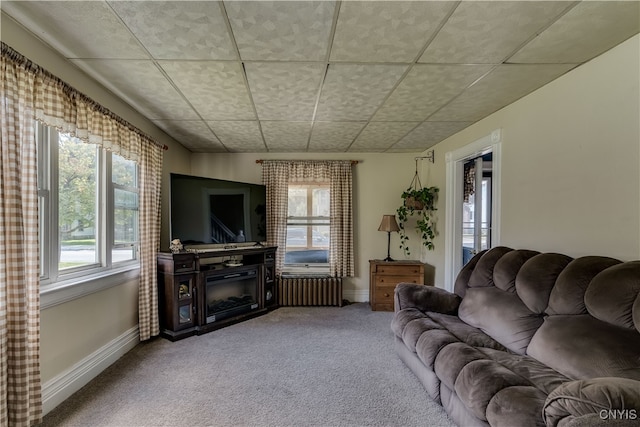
[462,153,492,266]
[444,129,502,291]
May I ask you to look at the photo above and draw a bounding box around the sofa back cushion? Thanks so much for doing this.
[584,261,640,332]
[455,247,638,359]
[458,287,543,354]
[546,256,621,316]
[457,248,571,354]
[527,315,640,380]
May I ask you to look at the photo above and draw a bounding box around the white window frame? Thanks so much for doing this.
[36,122,140,308]
[284,183,330,274]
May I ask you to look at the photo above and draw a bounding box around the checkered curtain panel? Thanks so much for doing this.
[262,161,290,276]
[1,45,43,427]
[261,160,354,277]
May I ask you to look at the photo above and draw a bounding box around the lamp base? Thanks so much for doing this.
[383,256,394,262]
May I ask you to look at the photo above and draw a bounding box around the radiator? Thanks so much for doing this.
[278,276,343,307]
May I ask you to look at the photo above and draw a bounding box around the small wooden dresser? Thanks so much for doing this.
[369,260,426,311]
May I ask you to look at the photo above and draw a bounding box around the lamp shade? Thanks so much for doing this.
[378,215,400,233]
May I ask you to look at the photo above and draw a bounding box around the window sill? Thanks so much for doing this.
[41,264,140,310]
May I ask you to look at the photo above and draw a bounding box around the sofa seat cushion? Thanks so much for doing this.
[391,307,426,338]
[428,313,507,351]
[480,348,570,394]
[402,317,442,352]
[416,329,461,369]
[454,359,533,421]
[527,315,640,380]
[486,386,547,427]
[434,342,489,391]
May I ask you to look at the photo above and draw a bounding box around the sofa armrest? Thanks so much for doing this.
[544,377,640,427]
[393,282,461,314]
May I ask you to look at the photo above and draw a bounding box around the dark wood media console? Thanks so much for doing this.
[157,245,277,341]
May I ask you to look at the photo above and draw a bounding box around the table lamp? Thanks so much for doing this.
[378,214,400,262]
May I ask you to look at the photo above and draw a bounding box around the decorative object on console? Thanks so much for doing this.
[169,238,183,253]
[396,156,438,256]
[378,214,400,262]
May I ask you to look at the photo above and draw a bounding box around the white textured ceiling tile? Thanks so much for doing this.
[315,64,408,121]
[373,65,493,122]
[349,122,419,152]
[72,59,198,121]
[261,121,313,152]
[225,1,335,61]
[160,61,256,121]
[510,1,640,64]
[393,122,472,151]
[153,120,226,152]
[207,121,266,152]
[2,1,147,59]
[331,1,455,62]
[108,1,236,60]
[245,62,325,121]
[429,64,576,122]
[308,122,366,152]
[420,1,570,64]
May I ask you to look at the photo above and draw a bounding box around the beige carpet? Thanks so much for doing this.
[40,303,455,427]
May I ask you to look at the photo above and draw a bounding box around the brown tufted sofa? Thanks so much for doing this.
[391,247,640,427]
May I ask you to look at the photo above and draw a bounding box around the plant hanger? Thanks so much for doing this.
[396,156,439,256]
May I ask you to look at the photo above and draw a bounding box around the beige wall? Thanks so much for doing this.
[2,12,191,384]
[190,152,426,301]
[422,34,640,287]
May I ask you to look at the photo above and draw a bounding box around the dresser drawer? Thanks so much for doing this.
[374,286,395,302]
[375,275,422,287]
[375,264,423,276]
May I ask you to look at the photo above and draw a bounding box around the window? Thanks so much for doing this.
[37,122,139,286]
[284,183,330,272]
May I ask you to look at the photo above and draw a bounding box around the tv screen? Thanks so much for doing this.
[170,174,267,245]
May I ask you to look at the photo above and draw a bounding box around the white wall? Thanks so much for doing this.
[422,35,640,287]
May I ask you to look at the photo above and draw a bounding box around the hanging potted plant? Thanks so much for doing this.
[396,161,439,256]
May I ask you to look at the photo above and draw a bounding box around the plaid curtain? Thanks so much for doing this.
[261,160,354,277]
[1,44,43,427]
[262,162,290,276]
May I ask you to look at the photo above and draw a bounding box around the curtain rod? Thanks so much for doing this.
[255,159,359,165]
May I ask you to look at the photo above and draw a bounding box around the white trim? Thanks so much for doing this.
[41,326,140,416]
[41,266,139,309]
[344,288,368,303]
[444,129,502,292]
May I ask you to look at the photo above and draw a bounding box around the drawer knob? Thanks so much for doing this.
[384,293,390,297]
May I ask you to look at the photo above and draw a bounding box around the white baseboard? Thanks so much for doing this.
[41,325,140,416]
[343,289,368,303]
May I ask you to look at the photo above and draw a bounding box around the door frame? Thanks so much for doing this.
[444,129,502,292]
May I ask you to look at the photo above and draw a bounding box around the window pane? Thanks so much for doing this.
[58,134,97,270]
[112,154,137,187]
[114,189,138,243]
[285,184,330,267]
[113,154,138,263]
[288,187,307,216]
[312,188,329,216]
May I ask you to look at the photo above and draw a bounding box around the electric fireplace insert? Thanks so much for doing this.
[204,266,259,324]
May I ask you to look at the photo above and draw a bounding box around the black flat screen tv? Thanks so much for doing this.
[170,173,267,245]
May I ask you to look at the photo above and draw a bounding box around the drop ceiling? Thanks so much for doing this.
[2,1,639,153]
